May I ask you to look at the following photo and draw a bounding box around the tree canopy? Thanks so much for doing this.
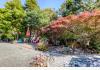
[0,0,25,39]
[25,0,39,10]
[41,9,100,50]
[59,0,100,16]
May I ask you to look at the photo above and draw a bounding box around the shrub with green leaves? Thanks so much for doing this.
[37,42,48,51]
[90,33,100,52]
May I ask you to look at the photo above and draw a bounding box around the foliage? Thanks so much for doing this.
[25,0,39,10]
[5,0,25,30]
[0,0,25,40]
[82,0,100,11]
[90,32,100,51]
[5,0,24,11]
[0,8,14,39]
[37,42,48,51]
[59,0,82,16]
[41,9,100,51]
[23,8,57,33]
[23,10,50,34]
[42,8,57,21]
[61,31,79,39]
[0,0,56,40]
[59,0,100,16]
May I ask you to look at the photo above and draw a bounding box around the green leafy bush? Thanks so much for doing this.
[90,33,100,52]
[37,42,48,51]
[1,34,14,40]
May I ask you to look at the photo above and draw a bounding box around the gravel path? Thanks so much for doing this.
[0,43,42,67]
[0,43,100,67]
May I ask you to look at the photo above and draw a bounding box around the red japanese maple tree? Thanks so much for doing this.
[41,9,100,35]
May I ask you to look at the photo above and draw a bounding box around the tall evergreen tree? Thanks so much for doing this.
[59,0,83,16]
[42,8,57,21]
[25,0,39,10]
[1,0,26,39]
[82,0,100,11]
[59,0,100,16]
[5,0,24,12]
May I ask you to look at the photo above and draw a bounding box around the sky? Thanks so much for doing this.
[0,0,65,10]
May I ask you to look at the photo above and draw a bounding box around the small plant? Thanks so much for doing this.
[30,54,48,67]
[37,42,48,51]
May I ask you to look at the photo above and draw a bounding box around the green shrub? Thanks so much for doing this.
[1,34,14,40]
[90,34,100,52]
[37,42,48,51]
